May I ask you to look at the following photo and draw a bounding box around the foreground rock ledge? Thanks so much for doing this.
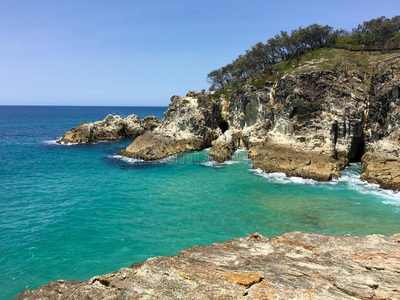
[17,232,400,300]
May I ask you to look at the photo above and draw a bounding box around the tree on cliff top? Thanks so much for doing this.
[207,24,338,89]
[207,16,400,90]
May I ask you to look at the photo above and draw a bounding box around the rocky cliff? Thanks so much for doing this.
[58,49,400,190]
[117,50,400,190]
[17,232,400,299]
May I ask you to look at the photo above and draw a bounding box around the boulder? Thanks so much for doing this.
[249,140,340,181]
[56,122,93,144]
[361,152,400,190]
[209,130,243,163]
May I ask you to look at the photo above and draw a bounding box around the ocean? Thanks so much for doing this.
[1,106,400,299]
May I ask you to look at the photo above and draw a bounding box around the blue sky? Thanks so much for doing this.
[1,0,399,106]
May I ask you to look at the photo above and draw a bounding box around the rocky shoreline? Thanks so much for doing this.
[57,114,160,144]
[17,232,400,299]
[58,53,400,190]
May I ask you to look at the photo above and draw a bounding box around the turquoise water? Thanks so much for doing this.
[1,106,400,299]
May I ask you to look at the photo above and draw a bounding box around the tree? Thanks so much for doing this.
[206,16,400,90]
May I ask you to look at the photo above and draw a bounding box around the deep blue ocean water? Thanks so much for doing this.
[1,106,400,299]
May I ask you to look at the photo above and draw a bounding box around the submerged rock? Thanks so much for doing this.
[17,232,400,299]
[57,114,160,144]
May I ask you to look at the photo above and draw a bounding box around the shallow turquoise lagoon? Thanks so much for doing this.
[1,106,399,299]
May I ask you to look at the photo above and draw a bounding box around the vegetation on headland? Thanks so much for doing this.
[207,16,400,90]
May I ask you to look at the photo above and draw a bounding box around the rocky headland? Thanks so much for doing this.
[58,49,400,190]
[56,114,160,144]
[17,232,400,299]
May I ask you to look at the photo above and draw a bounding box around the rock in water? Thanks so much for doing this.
[17,232,400,299]
[119,92,220,160]
[209,130,243,163]
[117,132,207,161]
[249,141,340,181]
[57,114,160,144]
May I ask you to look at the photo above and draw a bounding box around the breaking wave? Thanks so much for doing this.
[249,163,400,208]
[110,154,179,164]
[43,139,79,146]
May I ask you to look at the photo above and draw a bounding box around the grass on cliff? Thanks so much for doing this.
[252,48,400,85]
[209,86,234,100]
[216,48,400,99]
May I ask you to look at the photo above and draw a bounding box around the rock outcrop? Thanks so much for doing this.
[118,91,221,160]
[17,232,400,300]
[250,140,341,181]
[245,70,365,181]
[56,114,160,144]
[361,59,400,190]
[209,130,244,163]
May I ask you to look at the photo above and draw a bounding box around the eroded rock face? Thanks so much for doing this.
[119,92,221,160]
[361,60,400,190]
[238,70,365,181]
[17,232,400,300]
[249,140,340,181]
[57,114,160,144]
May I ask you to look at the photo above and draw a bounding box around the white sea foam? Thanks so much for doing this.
[249,168,318,185]
[200,161,223,168]
[111,155,144,163]
[200,159,238,168]
[250,163,400,208]
[43,139,59,145]
[43,138,121,146]
[335,163,400,206]
[157,154,179,163]
[43,139,79,146]
[200,148,247,168]
[111,154,179,164]
[58,141,79,146]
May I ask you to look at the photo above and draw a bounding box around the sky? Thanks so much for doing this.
[0,0,400,106]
